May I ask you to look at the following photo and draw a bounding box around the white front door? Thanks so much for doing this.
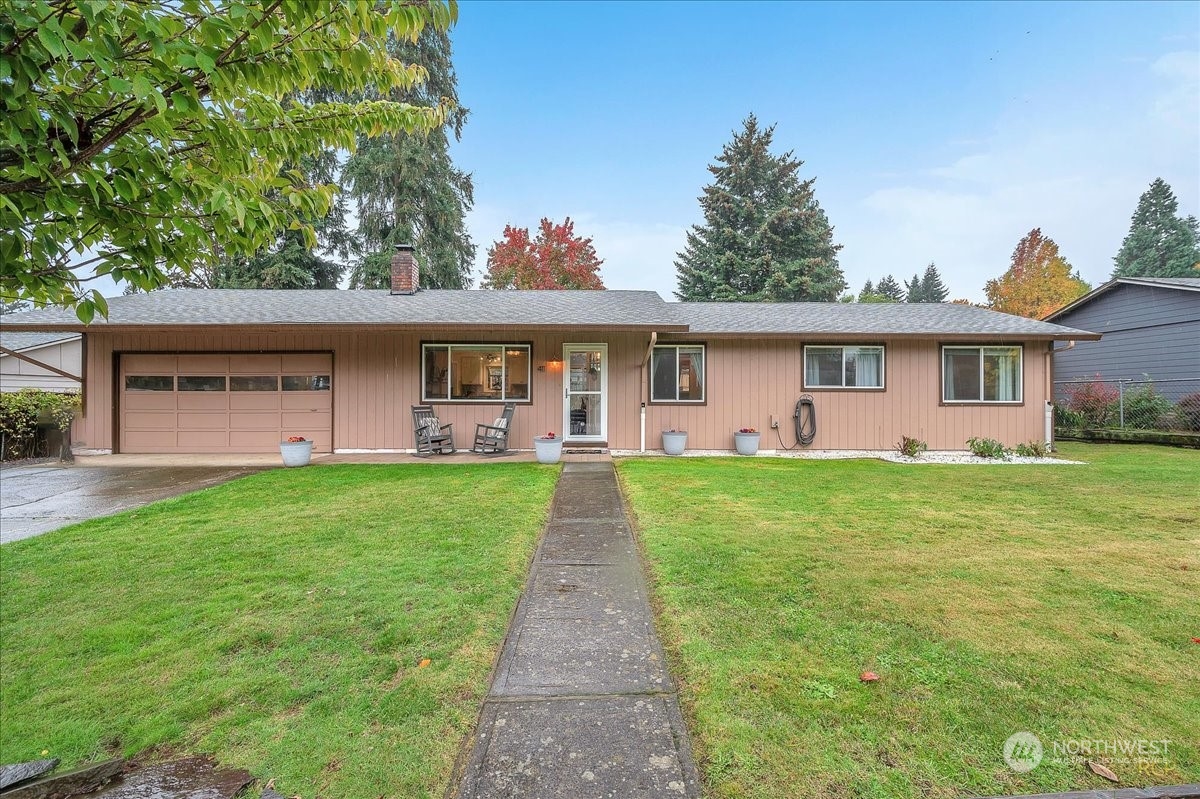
[563,344,607,441]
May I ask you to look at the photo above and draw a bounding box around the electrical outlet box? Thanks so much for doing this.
[770,415,779,429]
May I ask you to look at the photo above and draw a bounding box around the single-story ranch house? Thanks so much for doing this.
[3,248,1099,455]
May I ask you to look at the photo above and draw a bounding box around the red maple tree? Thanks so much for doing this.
[482,217,605,289]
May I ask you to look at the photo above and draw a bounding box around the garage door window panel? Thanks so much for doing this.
[178,376,227,392]
[125,376,174,391]
[231,376,279,391]
[282,375,330,391]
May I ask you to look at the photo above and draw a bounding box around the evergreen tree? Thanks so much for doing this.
[857,279,894,303]
[1112,178,1200,278]
[903,272,923,303]
[345,27,474,289]
[674,115,845,302]
[919,262,950,302]
[875,274,905,302]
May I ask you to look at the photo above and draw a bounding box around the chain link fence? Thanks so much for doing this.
[1054,377,1200,436]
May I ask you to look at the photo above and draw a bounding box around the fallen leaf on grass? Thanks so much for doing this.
[859,671,880,682]
[1191,637,1200,644]
[1088,761,1119,782]
[418,658,431,668]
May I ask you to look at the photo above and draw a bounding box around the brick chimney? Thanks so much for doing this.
[390,244,419,295]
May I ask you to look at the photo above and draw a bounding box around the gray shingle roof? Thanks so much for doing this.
[0,288,1096,339]
[0,330,80,351]
[0,289,684,330]
[670,301,1097,338]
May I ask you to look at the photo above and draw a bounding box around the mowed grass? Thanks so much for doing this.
[0,463,558,798]
[617,444,1199,798]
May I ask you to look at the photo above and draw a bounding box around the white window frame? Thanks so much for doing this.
[650,344,706,403]
[941,345,1024,404]
[421,343,532,403]
[803,345,886,389]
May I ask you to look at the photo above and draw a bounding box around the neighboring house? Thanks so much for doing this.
[0,331,82,393]
[1043,277,1200,400]
[2,248,1098,455]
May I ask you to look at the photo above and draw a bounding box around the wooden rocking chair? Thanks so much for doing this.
[412,405,455,456]
[472,402,516,455]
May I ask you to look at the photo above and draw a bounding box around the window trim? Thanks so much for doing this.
[940,344,1024,405]
[802,344,887,391]
[420,342,534,404]
[648,343,707,405]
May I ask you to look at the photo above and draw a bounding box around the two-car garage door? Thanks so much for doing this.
[120,353,332,453]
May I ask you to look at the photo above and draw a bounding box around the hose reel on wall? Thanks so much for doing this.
[777,393,816,449]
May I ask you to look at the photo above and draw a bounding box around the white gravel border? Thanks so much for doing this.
[611,448,1084,465]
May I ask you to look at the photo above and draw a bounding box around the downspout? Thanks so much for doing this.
[640,332,657,452]
[1046,340,1075,448]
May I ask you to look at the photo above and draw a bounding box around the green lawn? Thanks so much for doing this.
[617,444,1199,798]
[0,463,558,799]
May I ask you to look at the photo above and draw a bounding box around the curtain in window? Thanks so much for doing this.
[850,348,883,387]
[985,348,1020,401]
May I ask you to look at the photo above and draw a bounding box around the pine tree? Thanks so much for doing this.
[1112,178,1200,278]
[904,272,923,303]
[875,274,905,302]
[919,263,949,302]
[675,115,845,302]
[859,280,874,297]
[345,27,474,289]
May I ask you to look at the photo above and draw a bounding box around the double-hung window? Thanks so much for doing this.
[422,344,532,402]
[651,344,705,403]
[942,346,1022,403]
[804,346,885,389]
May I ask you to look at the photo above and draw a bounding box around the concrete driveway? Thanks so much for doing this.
[0,463,264,544]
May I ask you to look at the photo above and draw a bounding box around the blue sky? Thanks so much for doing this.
[450,0,1200,300]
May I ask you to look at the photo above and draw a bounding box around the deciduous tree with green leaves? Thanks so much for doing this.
[1112,178,1200,279]
[0,0,455,320]
[985,228,1090,319]
[675,115,845,302]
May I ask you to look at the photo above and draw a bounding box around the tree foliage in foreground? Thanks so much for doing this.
[0,0,455,319]
[985,228,1090,319]
[675,115,845,302]
[1112,178,1200,279]
[482,217,605,290]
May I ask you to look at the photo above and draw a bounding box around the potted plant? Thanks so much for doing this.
[533,431,563,464]
[280,435,313,467]
[661,428,687,456]
[734,427,760,456]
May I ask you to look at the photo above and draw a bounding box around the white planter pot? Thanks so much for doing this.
[661,431,688,456]
[280,440,313,467]
[734,432,760,456]
[533,436,563,464]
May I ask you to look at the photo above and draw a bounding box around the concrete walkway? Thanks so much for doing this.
[455,462,700,798]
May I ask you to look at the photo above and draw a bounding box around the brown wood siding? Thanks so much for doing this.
[77,330,1051,452]
[644,338,1051,450]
